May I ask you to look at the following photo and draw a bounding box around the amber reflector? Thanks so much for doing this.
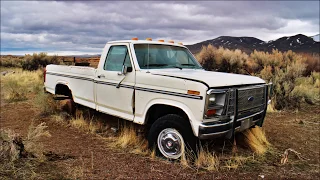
[187,90,200,95]
[158,39,164,42]
[146,38,152,41]
[132,37,138,40]
[168,40,174,43]
[206,109,216,116]
[178,42,183,45]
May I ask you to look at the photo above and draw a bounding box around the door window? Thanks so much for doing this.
[104,45,132,71]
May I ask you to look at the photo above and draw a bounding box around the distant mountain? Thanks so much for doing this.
[186,34,320,54]
[311,34,319,42]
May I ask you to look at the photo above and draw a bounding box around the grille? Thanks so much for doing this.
[226,90,235,115]
[237,86,266,113]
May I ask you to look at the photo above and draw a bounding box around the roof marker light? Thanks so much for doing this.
[146,38,152,41]
[178,42,183,45]
[132,37,138,40]
[168,40,174,44]
[158,40,164,42]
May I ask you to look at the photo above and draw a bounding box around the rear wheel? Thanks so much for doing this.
[148,114,197,160]
[61,99,76,115]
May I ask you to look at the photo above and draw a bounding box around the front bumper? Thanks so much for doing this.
[198,110,266,139]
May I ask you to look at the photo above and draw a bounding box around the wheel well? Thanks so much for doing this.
[55,84,72,98]
[145,104,189,127]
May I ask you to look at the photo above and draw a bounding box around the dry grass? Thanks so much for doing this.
[243,126,271,155]
[224,155,249,170]
[112,126,139,148]
[110,125,150,156]
[0,122,55,179]
[195,146,220,171]
[66,165,84,180]
[70,110,99,134]
[35,91,61,116]
[0,129,21,162]
[25,121,51,161]
[150,147,156,160]
[1,69,43,102]
[267,104,277,113]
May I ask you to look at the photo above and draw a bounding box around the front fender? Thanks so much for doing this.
[133,98,200,137]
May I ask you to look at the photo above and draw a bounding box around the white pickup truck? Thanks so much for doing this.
[44,39,271,159]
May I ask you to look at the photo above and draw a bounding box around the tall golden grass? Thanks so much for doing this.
[1,69,43,102]
[243,126,271,155]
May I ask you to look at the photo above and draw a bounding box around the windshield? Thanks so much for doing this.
[134,44,202,69]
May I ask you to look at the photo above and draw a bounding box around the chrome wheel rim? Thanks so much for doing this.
[157,128,184,159]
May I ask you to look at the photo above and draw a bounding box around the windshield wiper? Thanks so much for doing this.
[143,64,168,67]
[180,63,196,66]
[173,66,182,70]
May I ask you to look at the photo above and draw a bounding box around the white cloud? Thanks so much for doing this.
[1,1,319,55]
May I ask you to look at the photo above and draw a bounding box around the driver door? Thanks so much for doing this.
[95,44,135,121]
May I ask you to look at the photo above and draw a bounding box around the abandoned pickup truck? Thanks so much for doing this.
[44,38,272,159]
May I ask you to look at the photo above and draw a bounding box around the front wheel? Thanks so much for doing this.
[148,114,197,160]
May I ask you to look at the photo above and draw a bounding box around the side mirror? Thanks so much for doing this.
[118,65,131,75]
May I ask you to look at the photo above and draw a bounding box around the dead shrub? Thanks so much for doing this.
[301,53,320,75]
[197,45,247,74]
[242,127,271,155]
[35,91,61,116]
[0,122,51,161]
[0,123,54,179]
[196,45,317,110]
[22,53,59,71]
[0,56,24,68]
[0,129,22,162]
[24,122,51,161]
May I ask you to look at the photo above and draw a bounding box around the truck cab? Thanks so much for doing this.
[44,38,272,159]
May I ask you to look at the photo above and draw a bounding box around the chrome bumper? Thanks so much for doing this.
[198,110,266,139]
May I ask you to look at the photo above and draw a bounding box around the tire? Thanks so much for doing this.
[148,114,198,160]
[63,99,76,115]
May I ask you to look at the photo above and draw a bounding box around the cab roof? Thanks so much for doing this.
[107,40,186,47]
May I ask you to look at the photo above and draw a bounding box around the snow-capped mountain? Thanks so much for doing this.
[311,34,319,42]
[187,34,319,54]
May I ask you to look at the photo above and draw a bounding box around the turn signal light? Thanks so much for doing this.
[187,90,200,95]
[168,40,174,43]
[132,37,138,40]
[146,38,152,41]
[206,109,216,116]
[158,39,164,42]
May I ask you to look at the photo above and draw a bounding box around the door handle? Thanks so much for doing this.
[98,74,105,78]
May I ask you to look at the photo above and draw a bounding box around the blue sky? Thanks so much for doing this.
[1,1,319,55]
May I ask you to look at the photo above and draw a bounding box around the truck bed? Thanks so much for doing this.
[45,65,97,109]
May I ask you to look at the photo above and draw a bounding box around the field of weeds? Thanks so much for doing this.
[0,48,319,179]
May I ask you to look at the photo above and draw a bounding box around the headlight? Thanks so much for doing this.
[209,94,216,104]
[205,90,227,118]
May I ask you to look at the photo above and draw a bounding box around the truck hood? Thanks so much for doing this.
[149,69,265,87]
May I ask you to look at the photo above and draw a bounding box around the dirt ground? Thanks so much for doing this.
[0,98,319,179]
